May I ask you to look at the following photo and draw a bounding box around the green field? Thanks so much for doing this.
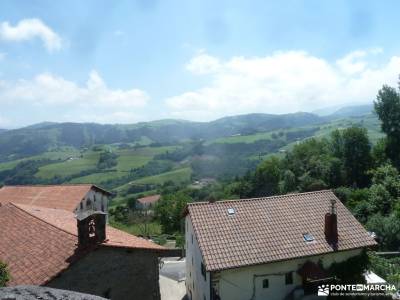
[36,151,100,179]
[208,132,273,144]
[109,219,162,236]
[313,116,384,143]
[115,167,192,193]
[0,114,384,209]
[209,115,383,148]
[35,145,177,182]
[131,167,192,185]
[0,147,81,172]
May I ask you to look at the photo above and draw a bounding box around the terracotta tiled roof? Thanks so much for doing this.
[14,204,165,250]
[186,190,377,271]
[0,184,109,212]
[0,203,164,286]
[0,203,79,285]
[137,194,161,205]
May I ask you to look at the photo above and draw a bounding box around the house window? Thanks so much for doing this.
[191,234,193,244]
[285,272,293,285]
[201,262,206,280]
[262,279,269,288]
[80,202,83,209]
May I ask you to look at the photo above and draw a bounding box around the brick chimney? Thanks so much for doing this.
[77,211,106,248]
[324,199,338,246]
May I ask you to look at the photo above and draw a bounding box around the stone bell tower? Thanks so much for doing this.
[77,211,107,247]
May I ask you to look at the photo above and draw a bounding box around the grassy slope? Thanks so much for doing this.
[34,146,178,183]
[0,147,81,171]
[36,151,100,179]
[0,114,382,192]
[110,220,162,236]
[115,167,192,193]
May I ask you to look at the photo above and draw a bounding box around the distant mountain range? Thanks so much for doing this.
[313,103,373,117]
[0,104,375,161]
[328,104,373,118]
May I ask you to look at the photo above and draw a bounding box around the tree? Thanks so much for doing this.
[330,129,345,158]
[374,82,400,168]
[127,196,138,211]
[371,138,389,167]
[367,214,400,250]
[0,261,9,287]
[284,138,336,188]
[154,191,191,234]
[279,170,297,194]
[252,156,282,196]
[341,127,372,188]
[368,164,400,215]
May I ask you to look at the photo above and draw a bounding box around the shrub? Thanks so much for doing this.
[0,261,10,287]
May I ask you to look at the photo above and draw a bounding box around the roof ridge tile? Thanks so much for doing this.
[188,189,334,206]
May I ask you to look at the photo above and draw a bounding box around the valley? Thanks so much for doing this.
[0,106,382,207]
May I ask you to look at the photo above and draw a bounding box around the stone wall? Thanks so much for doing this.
[47,246,161,300]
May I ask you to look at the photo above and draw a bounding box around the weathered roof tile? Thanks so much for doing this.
[0,203,164,286]
[0,185,109,212]
[187,190,377,271]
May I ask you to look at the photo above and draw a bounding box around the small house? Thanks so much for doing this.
[0,184,111,219]
[0,184,166,300]
[136,194,161,210]
[184,190,377,300]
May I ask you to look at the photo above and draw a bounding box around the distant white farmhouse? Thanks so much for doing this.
[184,190,377,300]
[136,194,161,210]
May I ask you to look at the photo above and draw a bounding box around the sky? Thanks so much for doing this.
[1,0,400,128]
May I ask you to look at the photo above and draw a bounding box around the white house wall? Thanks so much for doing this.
[217,248,362,300]
[75,189,109,219]
[186,215,211,300]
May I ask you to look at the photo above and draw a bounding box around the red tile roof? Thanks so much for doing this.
[0,203,78,285]
[186,190,377,271]
[0,185,109,212]
[17,204,165,250]
[137,194,161,205]
[0,203,164,286]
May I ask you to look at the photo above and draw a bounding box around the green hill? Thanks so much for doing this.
[0,112,326,161]
[0,107,383,206]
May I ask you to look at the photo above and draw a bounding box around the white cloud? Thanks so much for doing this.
[68,111,143,124]
[186,52,221,75]
[0,70,148,108]
[0,18,62,52]
[336,48,382,75]
[0,115,10,128]
[0,71,150,125]
[166,49,400,121]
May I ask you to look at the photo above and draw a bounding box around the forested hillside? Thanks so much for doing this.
[0,108,380,196]
[0,112,326,161]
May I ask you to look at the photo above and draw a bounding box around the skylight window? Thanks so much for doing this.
[303,233,314,242]
[227,208,235,216]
